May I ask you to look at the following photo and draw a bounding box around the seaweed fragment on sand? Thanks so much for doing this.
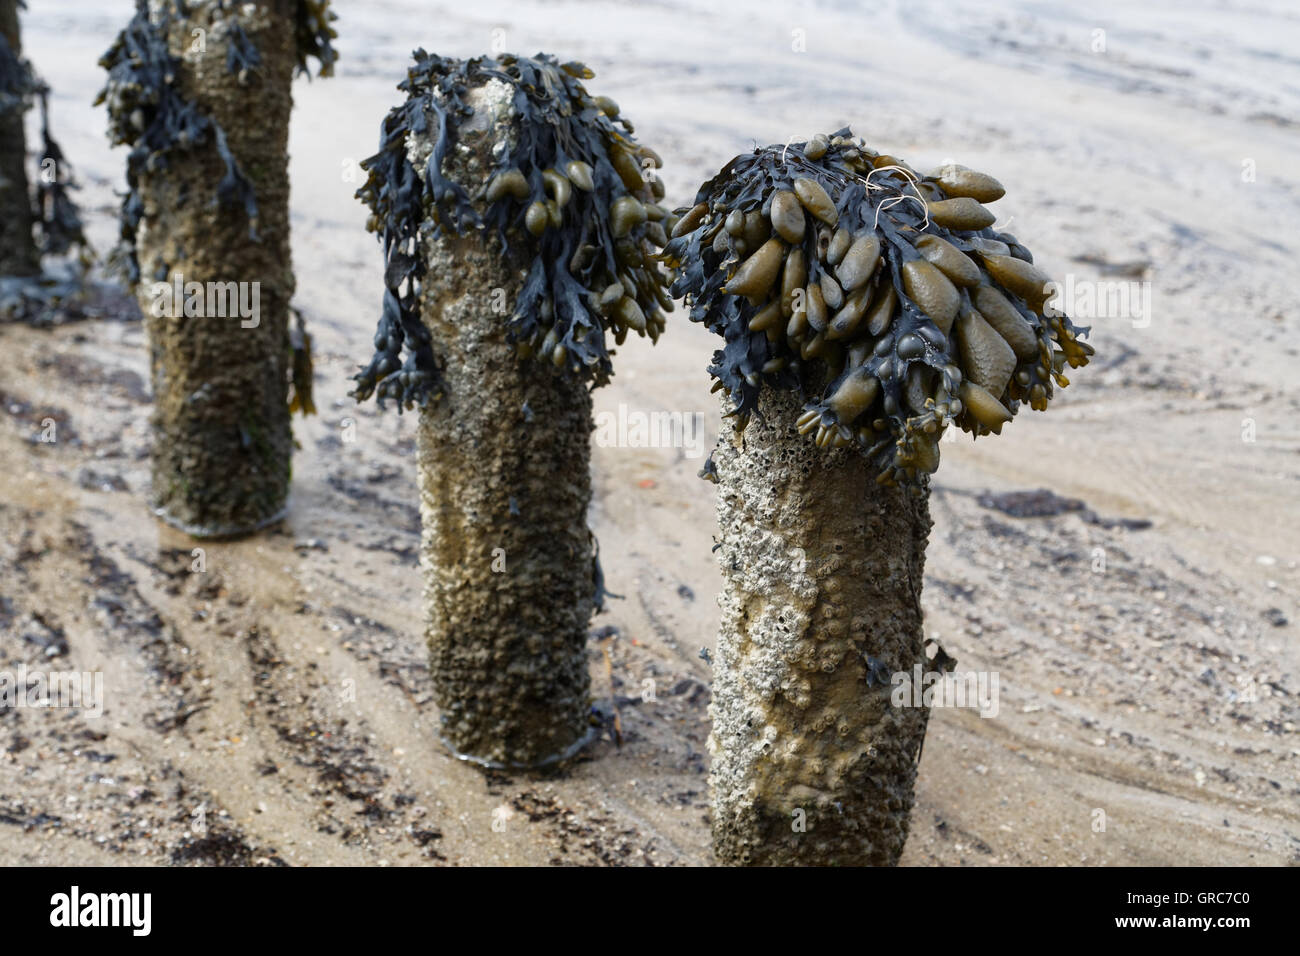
[351,52,672,411]
[664,129,1094,487]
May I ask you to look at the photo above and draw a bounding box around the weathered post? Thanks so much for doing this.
[98,0,335,535]
[666,130,1094,864]
[0,0,37,277]
[352,53,671,767]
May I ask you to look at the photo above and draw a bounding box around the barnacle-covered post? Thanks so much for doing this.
[0,0,37,277]
[0,0,88,288]
[97,0,335,536]
[353,53,670,767]
[666,130,1093,865]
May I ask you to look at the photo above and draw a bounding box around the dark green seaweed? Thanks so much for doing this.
[351,52,671,411]
[664,129,1093,485]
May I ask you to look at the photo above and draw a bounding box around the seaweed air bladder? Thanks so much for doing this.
[664,129,1093,865]
[352,52,671,769]
[97,0,336,537]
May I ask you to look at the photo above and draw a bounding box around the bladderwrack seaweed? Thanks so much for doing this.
[665,129,1094,488]
[351,52,671,411]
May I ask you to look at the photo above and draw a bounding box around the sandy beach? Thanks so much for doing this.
[1,0,1297,865]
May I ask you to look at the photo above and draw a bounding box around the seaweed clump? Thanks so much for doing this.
[294,0,338,78]
[351,52,672,411]
[30,87,89,259]
[96,0,337,283]
[664,129,1094,488]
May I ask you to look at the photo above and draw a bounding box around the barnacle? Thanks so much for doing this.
[351,52,672,411]
[96,0,337,282]
[664,128,1094,487]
